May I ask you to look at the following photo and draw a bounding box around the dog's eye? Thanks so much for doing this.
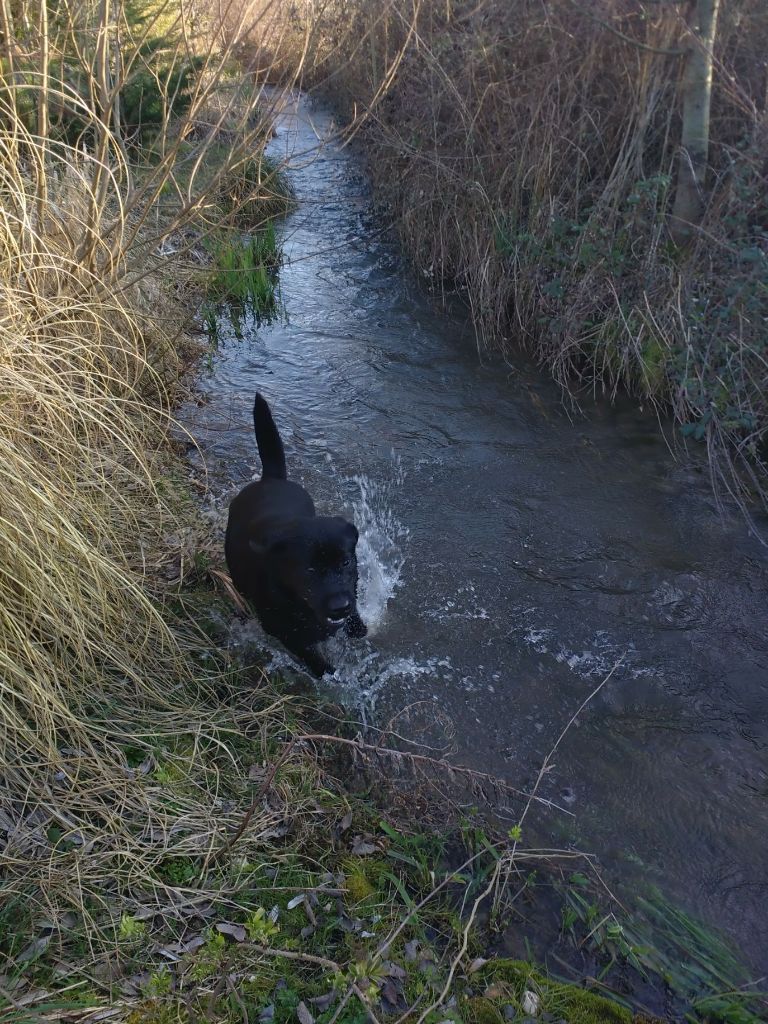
[342,557,352,567]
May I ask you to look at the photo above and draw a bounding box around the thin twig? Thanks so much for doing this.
[518,659,624,832]
[212,728,574,865]
[328,986,354,1024]
[565,0,685,56]
[225,972,249,1024]
[244,943,339,972]
[205,735,299,866]
[414,857,504,1024]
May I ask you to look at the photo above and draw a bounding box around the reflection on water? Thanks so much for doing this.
[181,91,768,972]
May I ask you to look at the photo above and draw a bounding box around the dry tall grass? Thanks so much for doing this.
[0,2,320,1008]
[257,0,768,512]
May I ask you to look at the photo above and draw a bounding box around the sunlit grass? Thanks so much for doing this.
[206,221,282,317]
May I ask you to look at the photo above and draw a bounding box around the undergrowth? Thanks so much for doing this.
[254,0,768,516]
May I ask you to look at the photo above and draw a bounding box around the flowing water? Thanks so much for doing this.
[183,93,768,973]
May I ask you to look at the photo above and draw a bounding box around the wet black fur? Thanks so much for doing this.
[225,393,366,677]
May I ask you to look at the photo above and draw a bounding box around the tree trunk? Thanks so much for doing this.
[670,0,720,247]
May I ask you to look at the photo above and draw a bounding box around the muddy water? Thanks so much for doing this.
[183,93,768,971]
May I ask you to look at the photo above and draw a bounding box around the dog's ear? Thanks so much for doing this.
[323,517,359,551]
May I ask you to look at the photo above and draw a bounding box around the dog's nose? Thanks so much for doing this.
[327,596,352,621]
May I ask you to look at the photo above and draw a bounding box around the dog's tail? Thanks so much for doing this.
[253,393,287,479]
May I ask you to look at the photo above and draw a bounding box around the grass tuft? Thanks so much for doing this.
[206,221,283,318]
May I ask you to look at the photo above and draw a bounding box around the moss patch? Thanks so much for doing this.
[477,959,633,1024]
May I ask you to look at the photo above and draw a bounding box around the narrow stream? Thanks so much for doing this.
[183,92,768,973]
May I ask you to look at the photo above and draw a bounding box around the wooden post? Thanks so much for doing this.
[670,0,721,247]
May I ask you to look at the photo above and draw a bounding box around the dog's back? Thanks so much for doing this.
[225,394,313,600]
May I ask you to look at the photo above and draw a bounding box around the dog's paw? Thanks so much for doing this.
[302,649,334,678]
[344,612,367,639]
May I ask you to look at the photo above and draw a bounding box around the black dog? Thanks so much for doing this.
[225,393,367,677]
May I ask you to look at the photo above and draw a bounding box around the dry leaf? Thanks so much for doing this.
[216,922,246,942]
[384,961,407,980]
[17,936,50,963]
[381,979,400,1006]
[296,1001,314,1024]
[157,945,184,962]
[309,991,336,1012]
[404,939,419,961]
[350,835,377,856]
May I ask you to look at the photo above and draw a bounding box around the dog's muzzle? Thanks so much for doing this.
[326,597,352,625]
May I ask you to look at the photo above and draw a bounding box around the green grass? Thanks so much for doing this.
[206,223,282,320]
[4,658,764,1024]
[558,874,768,1024]
[474,960,632,1024]
[0,687,650,1024]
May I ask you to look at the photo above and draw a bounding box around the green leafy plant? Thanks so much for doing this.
[156,856,198,887]
[190,929,228,982]
[144,966,173,997]
[246,906,280,943]
[119,915,148,942]
[206,225,282,319]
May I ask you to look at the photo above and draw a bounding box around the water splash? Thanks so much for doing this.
[326,645,455,713]
[348,463,408,635]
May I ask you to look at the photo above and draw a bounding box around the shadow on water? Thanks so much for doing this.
[181,91,768,979]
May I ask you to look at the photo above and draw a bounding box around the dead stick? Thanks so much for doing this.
[204,736,299,867]
[244,942,339,972]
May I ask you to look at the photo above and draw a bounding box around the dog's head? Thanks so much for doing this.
[253,516,361,631]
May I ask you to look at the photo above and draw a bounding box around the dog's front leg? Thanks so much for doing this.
[343,611,367,639]
[300,646,334,679]
[282,635,333,678]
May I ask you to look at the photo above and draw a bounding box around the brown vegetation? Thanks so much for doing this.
[252,0,768,512]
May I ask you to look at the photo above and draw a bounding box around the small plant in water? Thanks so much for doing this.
[200,300,219,344]
[207,223,282,321]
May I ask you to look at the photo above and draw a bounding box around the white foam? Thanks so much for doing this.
[348,466,408,634]
[327,646,455,711]
[518,612,656,681]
